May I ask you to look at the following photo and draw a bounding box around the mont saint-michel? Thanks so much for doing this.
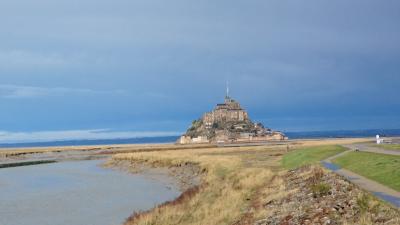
[178,92,287,144]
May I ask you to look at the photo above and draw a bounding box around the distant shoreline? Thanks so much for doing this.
[0,136,179,149]
[1,129,399,149]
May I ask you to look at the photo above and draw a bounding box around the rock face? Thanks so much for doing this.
[177,95,287,144]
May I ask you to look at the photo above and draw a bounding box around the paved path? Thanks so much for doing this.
[321,148,400,208]
[342,143,400,156]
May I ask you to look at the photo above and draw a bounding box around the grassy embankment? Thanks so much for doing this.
[109,140,397,225]
[110,145,286,225]
[333,151,400,191]
[282,145,347,169]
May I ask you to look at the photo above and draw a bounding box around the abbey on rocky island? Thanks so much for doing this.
[177,92,287,144]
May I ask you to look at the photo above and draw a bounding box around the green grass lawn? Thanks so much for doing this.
[333,152,400,191]
[374,144,400,151]
[282,145,347,170]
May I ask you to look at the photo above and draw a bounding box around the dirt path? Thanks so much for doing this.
[343,143,400,156]
[321,148,400,208]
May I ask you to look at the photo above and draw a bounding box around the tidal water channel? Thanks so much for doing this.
[0,159,181,225]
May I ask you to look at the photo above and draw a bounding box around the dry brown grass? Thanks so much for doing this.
[111,146,285,225]
[288,138,372,148]
[0,143,216,158]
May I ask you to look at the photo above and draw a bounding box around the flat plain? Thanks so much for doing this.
[2,137,400,225]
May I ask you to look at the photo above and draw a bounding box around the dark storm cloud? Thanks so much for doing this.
[0,0,399,140]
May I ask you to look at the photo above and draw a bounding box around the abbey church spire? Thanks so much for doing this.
[225,81,232,104]
[226,81,229,98]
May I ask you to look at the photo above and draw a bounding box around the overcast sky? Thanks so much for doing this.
[1,0,399,142]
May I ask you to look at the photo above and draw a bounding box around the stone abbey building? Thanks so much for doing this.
[203,96,248,128]
[177,93,287,144]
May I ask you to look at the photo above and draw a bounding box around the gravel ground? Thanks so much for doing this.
[255,166,400,225]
